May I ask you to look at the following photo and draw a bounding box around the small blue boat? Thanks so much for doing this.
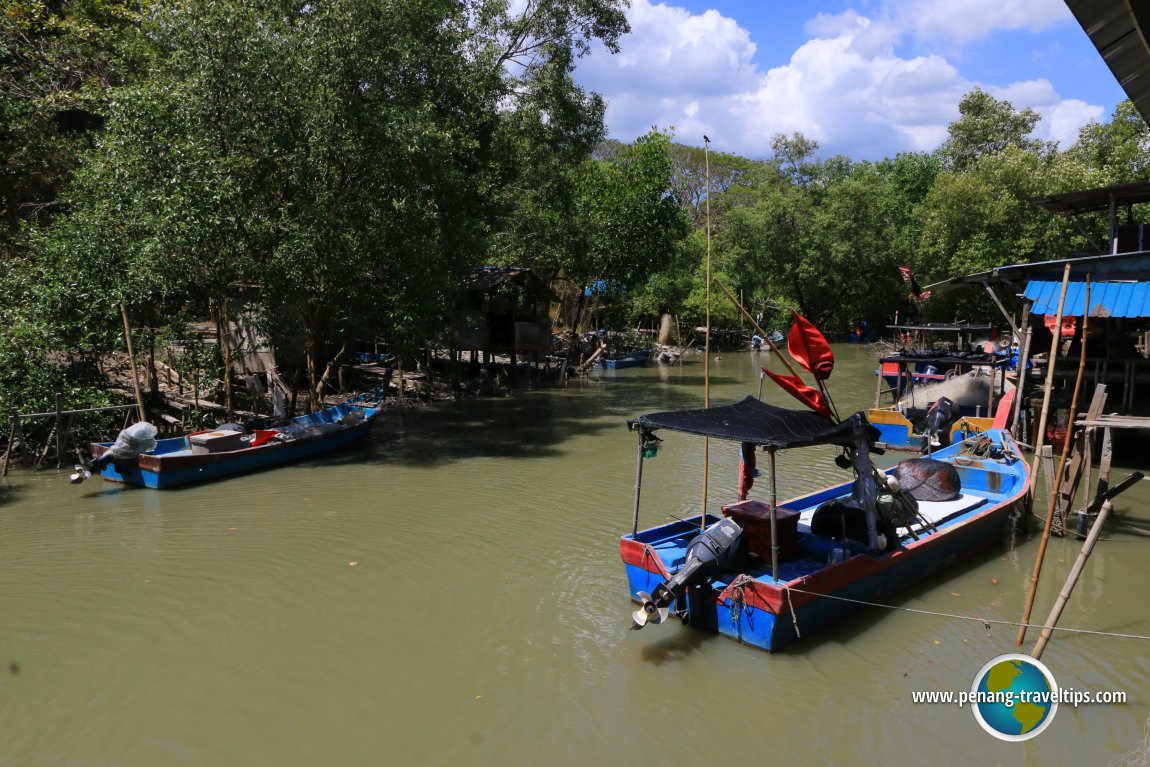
[620,396,1028,652]
[598,350,652,369]
[89,400,381,489]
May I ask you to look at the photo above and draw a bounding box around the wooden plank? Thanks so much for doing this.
[1057,385,1107,521]
[1040,444,1058,533]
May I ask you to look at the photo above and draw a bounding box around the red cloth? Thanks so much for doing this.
[788,311,835,381]
[250,429,280,447]
[738,442,757,500]
[762,368,832,419]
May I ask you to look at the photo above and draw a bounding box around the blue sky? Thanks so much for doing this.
[572,0,1128,161]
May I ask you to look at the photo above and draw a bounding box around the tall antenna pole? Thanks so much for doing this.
[702,135,713,531]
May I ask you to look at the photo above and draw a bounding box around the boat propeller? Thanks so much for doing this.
[628,517,743,632]
[69,465,91,484]
[631,590,670,628]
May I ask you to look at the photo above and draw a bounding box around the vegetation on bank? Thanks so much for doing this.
[3,1,1150,424]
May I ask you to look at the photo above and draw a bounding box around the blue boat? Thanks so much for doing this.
[598,349,652,369]
[89,400,381,489]
[620,396,1028,652]
[870,350,1013,452]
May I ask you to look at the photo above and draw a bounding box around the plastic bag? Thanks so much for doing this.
[107,421,158,459]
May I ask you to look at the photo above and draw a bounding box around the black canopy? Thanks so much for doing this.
[629,396,877,450]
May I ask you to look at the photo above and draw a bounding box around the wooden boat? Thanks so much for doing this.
[870,350,1013,452]
[89,400,381,489]
[620,396,1028,652]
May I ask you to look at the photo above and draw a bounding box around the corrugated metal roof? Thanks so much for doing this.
[926,251,1150,293]
[1065,0,1150,128]
[1024,280,1150,317]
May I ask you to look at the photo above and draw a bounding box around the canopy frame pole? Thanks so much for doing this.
[768,447,779,583]
[632,430,646,537]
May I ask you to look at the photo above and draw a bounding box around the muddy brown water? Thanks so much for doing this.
[2,344,1149,765]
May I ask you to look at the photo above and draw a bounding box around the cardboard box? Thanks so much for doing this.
[721,500,800,561]
[189,430,244,453]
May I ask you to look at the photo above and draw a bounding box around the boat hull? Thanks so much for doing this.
[92,403,379,489]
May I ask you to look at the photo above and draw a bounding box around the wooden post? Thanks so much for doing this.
[1057,385,1107,522]
[54,392,63,469]
[2,409,17,476]
[120,303,146,423]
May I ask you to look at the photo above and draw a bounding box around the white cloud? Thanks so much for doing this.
[887,0,1073,48]
[573,0,1104,161]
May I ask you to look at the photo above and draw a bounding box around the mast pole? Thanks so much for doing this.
[702,135,712,531]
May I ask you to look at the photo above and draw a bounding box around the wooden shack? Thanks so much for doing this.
[453,267,553,365]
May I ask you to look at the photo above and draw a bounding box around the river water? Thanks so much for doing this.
[2,344,1148,766]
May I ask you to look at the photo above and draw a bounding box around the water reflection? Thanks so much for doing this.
[0,346,1148,765]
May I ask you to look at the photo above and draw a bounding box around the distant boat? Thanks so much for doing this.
[598,349,652,369]
[620,396,1028,652]
[750,331,784,350]
[870,350,1013,452]
[87,399,381,489]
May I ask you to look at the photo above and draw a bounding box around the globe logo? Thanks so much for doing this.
[971,653,1059,741]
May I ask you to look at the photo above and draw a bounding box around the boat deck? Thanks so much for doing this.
[634,481,1013,588]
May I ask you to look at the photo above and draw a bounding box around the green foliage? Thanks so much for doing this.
[3,1,1150,426]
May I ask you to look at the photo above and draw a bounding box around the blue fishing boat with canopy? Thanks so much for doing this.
[620,305,1030,652]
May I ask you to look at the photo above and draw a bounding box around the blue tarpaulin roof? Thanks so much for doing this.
[1024,280,1150,318]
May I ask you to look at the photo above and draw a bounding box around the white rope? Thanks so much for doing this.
[787,586,1150,642]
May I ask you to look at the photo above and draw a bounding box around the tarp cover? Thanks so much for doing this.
[630,396,877,449]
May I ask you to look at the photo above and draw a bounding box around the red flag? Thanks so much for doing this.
[763,368,832,419]
[787,311,834,381]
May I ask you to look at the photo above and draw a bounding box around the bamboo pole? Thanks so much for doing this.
[702,135,712,531]
[713,279,804,379]
[1017,275,1090,646]
[713,277,838,420]
[1028,264,1071,495]
[1031,470,1143,659]
[1032,499,1113,660]
[120,303,146,423]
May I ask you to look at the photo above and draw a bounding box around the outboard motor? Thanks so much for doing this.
[920,396,954,453]
[70,421,158,484]
[631,517,743,630]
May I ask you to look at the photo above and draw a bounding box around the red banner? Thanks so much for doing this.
[762,368,832,419]
[787,311,834,381]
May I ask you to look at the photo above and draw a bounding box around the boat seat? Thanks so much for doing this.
[900,493,988,533]
[796,493,988,536]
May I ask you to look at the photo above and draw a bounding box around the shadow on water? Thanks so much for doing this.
[363,373,727,469]
[636,622,715,665]
[0,483,27,505]
[758,539,1019,656]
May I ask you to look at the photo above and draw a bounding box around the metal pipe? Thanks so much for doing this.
[768,448,779,583]
[632,432,645,537]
